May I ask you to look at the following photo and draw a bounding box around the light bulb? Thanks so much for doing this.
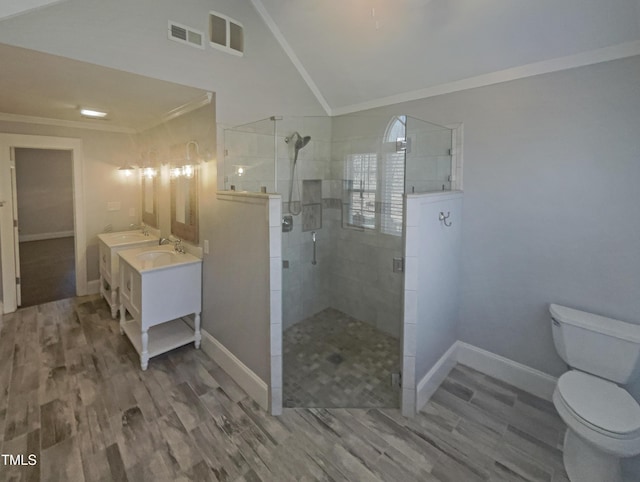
[182,165,194,178]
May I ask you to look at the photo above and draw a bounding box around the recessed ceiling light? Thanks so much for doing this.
[80,108,108,118]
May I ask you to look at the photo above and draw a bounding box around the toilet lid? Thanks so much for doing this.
[558,371,640,435]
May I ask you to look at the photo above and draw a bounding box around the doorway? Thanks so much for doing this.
[0,134,86,313]
[14,148,75,307]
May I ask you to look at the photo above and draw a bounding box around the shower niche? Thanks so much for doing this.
[223,114,457,410]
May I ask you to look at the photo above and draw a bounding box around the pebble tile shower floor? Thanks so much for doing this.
[0,295,570,481]
[283,308,401,408]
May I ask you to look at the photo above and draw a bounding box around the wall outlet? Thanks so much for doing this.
[107,201,121,211]
[204,240,209,254]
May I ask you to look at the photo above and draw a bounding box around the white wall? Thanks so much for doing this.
[0,120,141,282]
[402,192,463,415]
[15,147,73,239]
[0,0,325,126]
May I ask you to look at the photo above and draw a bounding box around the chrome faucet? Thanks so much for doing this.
[173,239,186,254]
[159,236,185,254]
[130,223,149,236]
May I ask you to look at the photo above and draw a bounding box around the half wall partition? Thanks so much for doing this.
[224,114,454,410]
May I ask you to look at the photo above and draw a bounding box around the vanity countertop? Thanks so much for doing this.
[118,244,201,274]
[98,231,159,248]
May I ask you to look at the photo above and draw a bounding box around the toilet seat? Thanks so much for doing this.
[553,371,640,457]
[557,371,640,438]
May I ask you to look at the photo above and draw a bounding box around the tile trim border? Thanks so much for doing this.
[200,328,269,411]
[416,341,558,413]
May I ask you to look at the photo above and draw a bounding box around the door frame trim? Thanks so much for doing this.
[0,134,86,313]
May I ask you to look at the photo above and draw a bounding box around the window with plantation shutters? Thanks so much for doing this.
[380,150,404,236]
[380,115,406,236]
[343,116,406,236]
[345,153,377,230]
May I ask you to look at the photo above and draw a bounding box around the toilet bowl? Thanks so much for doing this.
[553,370,640,482]
[550,304,640,482]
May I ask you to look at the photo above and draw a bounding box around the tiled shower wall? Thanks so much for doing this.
[282,116,404,339]
[280,117,333,328]
[230,115,448,340]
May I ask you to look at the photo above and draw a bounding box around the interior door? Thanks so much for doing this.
[10,148,21,307]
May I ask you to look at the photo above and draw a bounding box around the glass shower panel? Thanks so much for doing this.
[405,116,453,193]
[282,114,404,409]
[223,117,276,193]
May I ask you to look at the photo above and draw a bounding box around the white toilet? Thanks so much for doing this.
[550,303,640,482]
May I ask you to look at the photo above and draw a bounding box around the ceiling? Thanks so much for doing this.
[0,43,211,133]
[0,1,639,123]
[255,0,640,114]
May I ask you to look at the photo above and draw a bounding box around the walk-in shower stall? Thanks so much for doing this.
[224,114,454,409]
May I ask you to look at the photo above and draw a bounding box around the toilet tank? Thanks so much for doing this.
[550,304,640,384]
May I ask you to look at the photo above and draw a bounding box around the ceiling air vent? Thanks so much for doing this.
[209,11,244,56]
[168,21,204,49]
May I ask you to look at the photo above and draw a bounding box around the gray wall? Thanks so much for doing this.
[206,194,271,382]
[15,148,73,239]
[360,55,640,384]
[367,57,640,477]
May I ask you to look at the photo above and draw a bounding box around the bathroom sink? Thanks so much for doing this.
[135,249,181,269]
[119,245,201,273]
[99,231,156,247]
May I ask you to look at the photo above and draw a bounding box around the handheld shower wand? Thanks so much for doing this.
[284,132,311,215]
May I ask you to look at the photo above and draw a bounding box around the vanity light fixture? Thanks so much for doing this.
[80,108,108,119]
[169,166,183,179]
[118,164,136,177]
[141,150,159,179]
[142,166,158,179]
[182,164,195,178]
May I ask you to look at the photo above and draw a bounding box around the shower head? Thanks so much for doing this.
[296,135,311,150]
[285,132,312,163]
[285,132,311,149]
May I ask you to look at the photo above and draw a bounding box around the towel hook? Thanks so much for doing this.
[439,211,452,227]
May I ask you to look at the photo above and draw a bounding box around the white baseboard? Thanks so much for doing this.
[87,279,101,295]
[416,342,459,411]
[200,329,269,410]
[456,342,557,402]
[19,230,74,242]
[416,341,558,412]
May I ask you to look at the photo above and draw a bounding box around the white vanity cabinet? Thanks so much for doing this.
[97,231,158,318]
[118,245,202,370]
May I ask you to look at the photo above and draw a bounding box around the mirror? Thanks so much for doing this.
[171,170,198,243]
[141,174,159,228]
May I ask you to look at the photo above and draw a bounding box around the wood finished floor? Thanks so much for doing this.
[18,237,76,308]
[0,294,569,482]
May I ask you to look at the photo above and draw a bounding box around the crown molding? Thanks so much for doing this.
[153,92,213,128]
[0,0,68,22]
[250,0,332,116]
[0,111,137,134]
[332,40,640,116]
